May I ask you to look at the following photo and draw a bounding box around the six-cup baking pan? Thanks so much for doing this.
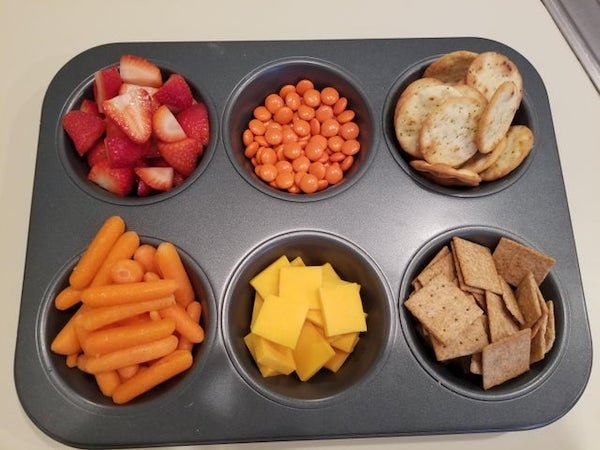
[14,38,592,448]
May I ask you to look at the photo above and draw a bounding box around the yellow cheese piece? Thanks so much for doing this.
[322,262,342,286]
[254,335,296,375]
[324,348,351,372]
[328,332,360,353]
[320,282,367,336]
[250,292,264,329]
[249,255,290,299]
[306,309,324,327]
[290,256,305,267]
[251,294,308,349]
[279,266,323,310]
[244,333,281,377]
[293,321,335,381]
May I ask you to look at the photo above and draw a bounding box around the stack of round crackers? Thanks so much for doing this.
[394,51,534,187]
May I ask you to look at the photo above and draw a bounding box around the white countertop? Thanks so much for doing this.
[1,1,598,449]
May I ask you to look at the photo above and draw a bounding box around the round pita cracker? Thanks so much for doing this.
[395,82,461,159]
[480,125,534,181]
[460,136,507,174]
[423,50,479,85]
[410,159,481,187]
[476,81,522,154]
[393,77,443,122]
[452,83,488,107]
[466,52,523,101]
[419,96,485,168]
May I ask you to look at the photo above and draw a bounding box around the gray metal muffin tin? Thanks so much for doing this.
[14,38,592,448]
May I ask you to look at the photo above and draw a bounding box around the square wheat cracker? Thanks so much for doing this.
[482,328,531,389]
[486,291,519,342]
[544,300,556,353]
[431,315,489,361]
[452,237,502,294]
[492,237,556,287]
[515,272,542,328]
[451,239,485,295]
[530,312,548,364]
[499,276,525,325]
[415,251,457,287]
[404,274,483,344]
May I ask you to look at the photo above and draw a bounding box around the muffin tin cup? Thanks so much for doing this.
[398,225,568,401]
[36,236,217,412]
[222,230,395,408]
[57,60,219,206]
[223,56,377,202]
[382,55,539,197]
[15,38,592,447]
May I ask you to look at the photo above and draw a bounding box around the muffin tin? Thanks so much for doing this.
[14,38,592,448]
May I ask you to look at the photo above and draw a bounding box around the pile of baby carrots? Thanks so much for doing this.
[50,216,204,404]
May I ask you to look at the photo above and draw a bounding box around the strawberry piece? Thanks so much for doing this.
[134,167,174,192]
[93,66,122,113]
[80,99,100,116]
[62,110,106,156]
[87,140,108,167]
[105,118,128,138]
[88,160,135,196]
[136,179,156,197]
[176,103,210,146]
[153,74,193,112]
[119,55,162,88]
[105,136,146,168]
[103,89,153,144]
[152,105,187,142]
[157,138,202,177]
[119,83,161,112]
[173,171,186,187]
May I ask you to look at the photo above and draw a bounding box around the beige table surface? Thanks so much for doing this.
[1,0,598,449]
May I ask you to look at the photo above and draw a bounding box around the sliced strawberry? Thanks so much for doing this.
[88,160,135,196]
[93,66,122,113]
[173,171,186,187]
[157,138,202,176]
[102,88,153,144]
[136,179,156,197]
[62,110,106,156]
[87,140,108,167]
[80,99,100,116]
[105,136,146,168]
[119,83,161,112]
[176,103,210,146]
[105,118,128,138]
[119,55,162,88]
[152,105,187,142]
[134,167,174,192]
[153,74,193,112]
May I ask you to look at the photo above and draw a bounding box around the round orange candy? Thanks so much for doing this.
[304,141,325,162]
[283,142,302,160]
[275,171,294,189]
[292,155,310,173]
[254,106,272,122]
[336,110,355,124]
[325,163,343,184]
[327,136,344,152]
[279,84,296,99]
[309,161,326,180]
[285,92,301,111]
[320,87,340,106]
[315,105,334,123]
[332,97,348,115]
[265,94,285,113]
[339,122,359,140]
[303,89,321,108]
[295,79,314,95]
[341,139,360,156]
[299,173,319,193]
[340,155,354,171]
[249,119,266,136]
[292,119,310,137]
[275,160,293,173]
[265,128,283,146]
[242,129,254,146]
[273,106,294,125]
[309,118,320,135]
[257,164,277,182]
[320,118,340,138]
[260,147,278,165]
[297,104,315,121]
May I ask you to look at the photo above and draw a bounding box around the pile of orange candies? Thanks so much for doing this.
[242,79,361,194]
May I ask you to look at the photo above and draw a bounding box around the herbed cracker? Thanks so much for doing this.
[410,160,481,187]
[394,77,443,123]
[492,236,556,286]
[452,83,488,106]
[482,328,531,390]
[419,97,484,168]
[480,125,534,181]
[499,276,525,326]
[431,315,489,361]
[423,50,479,84]
[459,136,506,174]
[404,274,483,344]
[466,51,524,101]
[476,81,522,154]
[486,290,519,342]
[516,272,543,328]
[452,236,502,294]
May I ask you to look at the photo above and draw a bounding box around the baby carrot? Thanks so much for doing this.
[81,279,178,307]
[177,301,202,351]
[155,242,195,307]
[69,216,126,290]
[95,370,121,397]
[112,350,193,404]
[54,286,82,311]
[143,271,161,282]
[82,318,176,356]
[118,364,140,379]
[51,304,88,355]
[110,259,144,284]
[149,310,161,321]
[80,295,175,331]
[159,304,204,344]
[83,335,178,374]
[90,231,140,287]
[133,244,159,274]
[66,353,79,368]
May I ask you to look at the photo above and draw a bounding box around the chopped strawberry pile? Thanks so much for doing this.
[62,54,210,197]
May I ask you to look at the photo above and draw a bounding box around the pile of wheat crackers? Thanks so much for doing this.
[404,236,557,389]
[394,50,534,187]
